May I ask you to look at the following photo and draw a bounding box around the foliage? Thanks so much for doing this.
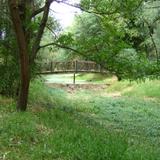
[0,0,62,101]
[37,17,62,63]
[28,79,66,108]
[0,1,20,96]
[62,0,160,80]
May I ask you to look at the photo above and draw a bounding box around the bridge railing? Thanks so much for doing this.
[40,60,103,73]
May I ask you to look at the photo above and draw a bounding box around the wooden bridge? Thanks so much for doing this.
[40,60,104,74]
[39,60,106,84]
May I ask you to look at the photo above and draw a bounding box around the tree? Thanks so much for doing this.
[4,0,160,111]
[64,0,160,80]
[8,0,54,111]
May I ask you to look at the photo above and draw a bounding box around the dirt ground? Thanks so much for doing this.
[46,83,122,98]
[46,83,109,92]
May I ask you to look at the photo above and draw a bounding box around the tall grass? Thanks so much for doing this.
[28,79,67,108]
[123,80,160,98]
[107,79,160,99]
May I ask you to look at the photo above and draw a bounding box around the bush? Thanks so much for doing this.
[0,63,19,96]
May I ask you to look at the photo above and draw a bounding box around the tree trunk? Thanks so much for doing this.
[17,75,30,111]
[9,0,53,111]
[9,0,30,111]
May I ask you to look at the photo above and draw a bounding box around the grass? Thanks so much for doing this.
[1,78,160,159]
[76,74,160,100]
[0,99,129,160]
[107,79,160,99]
[66,89,160,143]
[76,73,113,83]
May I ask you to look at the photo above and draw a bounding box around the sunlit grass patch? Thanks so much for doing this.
[107,79,160,99]
[76,73,113,83]
[123,80,160,99]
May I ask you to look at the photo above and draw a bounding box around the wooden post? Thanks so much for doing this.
[50,61,53,72]
[99,64,101,73]
[73,60,77,84]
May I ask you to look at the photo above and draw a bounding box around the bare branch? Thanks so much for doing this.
[30,0,54,63]
[145,5,160,9]
[56,0,145,16]
[132,0,144,12]
[46,24,58,39]
[55,1,118,15]
[153,16,160,24]
[39,42,85,56]
[143,18,159,62]
[31,6,45,18]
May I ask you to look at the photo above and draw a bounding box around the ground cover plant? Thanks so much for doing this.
[1,78,160,160]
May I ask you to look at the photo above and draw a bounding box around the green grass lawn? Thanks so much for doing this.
[1,78,160,160]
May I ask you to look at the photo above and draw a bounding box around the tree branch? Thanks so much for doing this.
[145,5,160,9]
[46,24,58,39]
[30,0,54,63]
[39,42,85,56]
[143,19,159,63]
[31,6,45,18]
[55,0,118,15]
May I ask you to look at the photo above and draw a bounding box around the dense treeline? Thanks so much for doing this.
[0,0,160,111]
